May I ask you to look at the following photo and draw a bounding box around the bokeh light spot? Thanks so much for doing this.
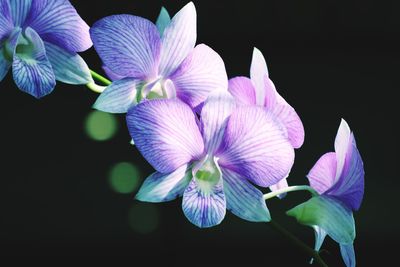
[128,203,159,234]
[84,111,118,141]
[109,162,140,194]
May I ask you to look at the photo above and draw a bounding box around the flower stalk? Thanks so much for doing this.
[263,185,319,200]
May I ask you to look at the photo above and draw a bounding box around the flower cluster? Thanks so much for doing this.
[0,1,365,266]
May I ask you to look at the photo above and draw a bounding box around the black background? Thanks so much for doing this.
[0,0,398,266]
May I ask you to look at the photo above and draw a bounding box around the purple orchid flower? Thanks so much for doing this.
[228,48,305,194]
[126,90,295,228]
[287,119,364,267]
[90,2,228,113]
[0,0,93,98]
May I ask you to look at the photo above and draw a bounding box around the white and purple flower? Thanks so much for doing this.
[0,0,93,98]
[228,48,305,194]
[287,119,364,267]
[127,90,295,228]
[91,2,228,113]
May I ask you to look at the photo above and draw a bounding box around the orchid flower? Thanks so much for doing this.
[0,0,93,98]
[228,48,305,194]
[287,119,364,267]
[126,91,294,228]
[91,2,228,113]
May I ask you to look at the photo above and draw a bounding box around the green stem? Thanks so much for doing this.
[269,220,328,267]
[86,82,106,93]
[263,185,318,200]
[90,69,112,86]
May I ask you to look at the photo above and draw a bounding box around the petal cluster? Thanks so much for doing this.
[91,2,228,113]
[228,48,305,195]
[128,90,294,228]
[0,0,93,98]
[288,119,364,267]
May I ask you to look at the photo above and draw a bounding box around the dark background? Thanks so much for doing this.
[0,0,398,266]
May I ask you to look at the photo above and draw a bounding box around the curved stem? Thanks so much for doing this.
[269,220,328,267]
[263,185,318,200]
[90,69,112,86]
[86,82,106,93]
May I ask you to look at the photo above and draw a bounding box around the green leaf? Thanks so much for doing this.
[287,196,355,244]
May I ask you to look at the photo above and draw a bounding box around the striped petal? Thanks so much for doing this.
[0,0,12,38]
[228,77,256,106]
[91,14,161,79]
[287,196,356,245]
[217,106,294,187]
[93,78,138,113]
[127,99,204,173]
[200,90,235,154]
[222,168,270,222]
[264,77,305,148]
[44,42,92,85]
[26,0,91,52]
[156,7,170,36]
[328,132,365,211]
[182,178,226,228]
[158,2,196,77]
[9,0,31,27]
[340,243,356,267]
[250,47,268,105]
[136,164,191,203]
[102,65,125,81]
[12,27,55,98]
[171,44,228,110]
[307,152,337,194]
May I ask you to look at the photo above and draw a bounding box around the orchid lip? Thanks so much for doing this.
[192,154,221,195]
[140,78,177,101]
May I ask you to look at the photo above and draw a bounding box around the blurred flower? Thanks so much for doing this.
[228,48,305,195]
[0,0,92,98]
[127,90,294,228]
[287,119,364,267]
[90,2,227,113]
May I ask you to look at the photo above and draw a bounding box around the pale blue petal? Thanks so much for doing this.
[156,7,170,36]
[217,106,294,187]
[127,99,204,173]
[44,42,92,85]
[159,2,196,77]
[136,164,191,203]
[26,0,91,52]
[170,44,228,110]
[309,226,327,264]
[222,168,270,222]
[250,47,268,105]
[287,196,355,245]
[93,78,138,113]
[200,90,235,155]
[9,0,31,27]
[12,27,55,98]
[340,243,356,267]
[182,178,226,228]
[91,14,161,79]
